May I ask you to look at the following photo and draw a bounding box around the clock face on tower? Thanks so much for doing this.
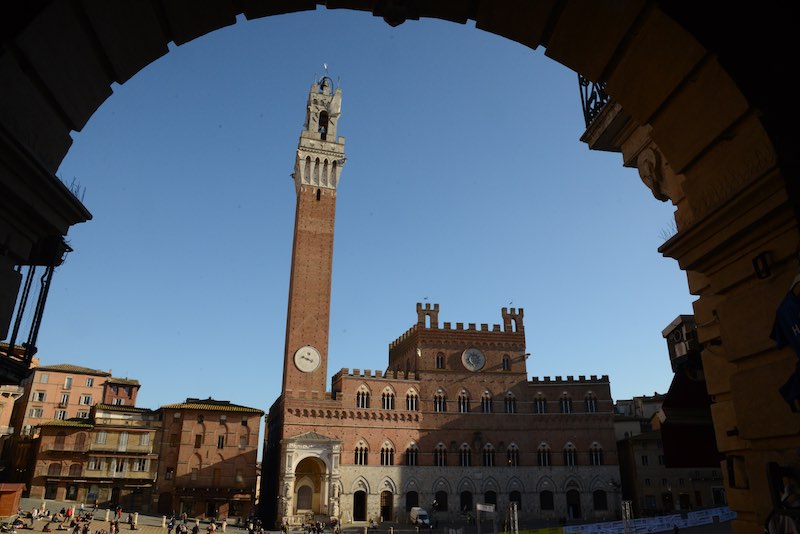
[461,347,486,372]
[294,345,321,373]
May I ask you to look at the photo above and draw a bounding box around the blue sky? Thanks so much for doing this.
[36,9,691,420]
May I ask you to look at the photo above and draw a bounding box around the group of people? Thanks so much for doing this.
[9,504,137,534]
[166,515,201,534]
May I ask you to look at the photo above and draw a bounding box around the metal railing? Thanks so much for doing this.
[579,73,610,128]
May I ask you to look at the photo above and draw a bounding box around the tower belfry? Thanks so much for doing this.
[282,75,346,396]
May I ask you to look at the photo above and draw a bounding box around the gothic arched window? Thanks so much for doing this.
[458,391,469,413]
[507,444,520,467]
[459,444,472,467]
[482,444,495,467]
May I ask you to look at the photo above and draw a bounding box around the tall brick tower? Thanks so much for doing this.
[282,75,345,396]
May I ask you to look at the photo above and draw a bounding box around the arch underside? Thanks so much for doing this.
[1,4,798,534]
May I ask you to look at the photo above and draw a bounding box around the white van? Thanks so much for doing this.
[409,507,430,527]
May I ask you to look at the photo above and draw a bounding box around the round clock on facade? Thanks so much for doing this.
[461,347,486,371]
[294,345,321,372]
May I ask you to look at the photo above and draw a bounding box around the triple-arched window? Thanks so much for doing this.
[356,386,370,409]
[354,441,368,465]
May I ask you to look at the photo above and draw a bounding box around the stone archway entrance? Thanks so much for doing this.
[294,457,326,516]
[353,491,367,522]
[566,489,581,519]
[380,491,392,522]
[1,6,798,534]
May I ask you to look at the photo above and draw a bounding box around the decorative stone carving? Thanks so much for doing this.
[637,147,669,202]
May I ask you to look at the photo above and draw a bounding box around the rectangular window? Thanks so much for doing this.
[64,377,72,389]
[29,407,43,418]
[80,395,93,405]
[78,411,90,419]
[86,378,94,387]
[235,469,244,483]
[644,478,651,487]
[56,410,67,420]
[194,434,202,448]
[662,478,668,487]
[239,436,247,449]
[34,391,46,402]
[115,459,125,472]
[96,431,107,444]
[112,398,124,405]
[641,455,649,466]
[132,459,147,471]
[165,467,174,480]
[170,434,179,447]
[139,433,150,446]
[60,393,70,405]
[40,373,49,384]
[658,454,665,465]
[644,495,656,509]
[219,415,227,422]
[217,436,224,449]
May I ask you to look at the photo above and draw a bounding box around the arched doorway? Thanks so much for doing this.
[460,492,472,513]
[566,490,581,519]
[434,491,448,511]
[380,491,393,522]
[353,491,367,521]
[405,491,418,512]
[297,486,312,511]
[294,457,326,515]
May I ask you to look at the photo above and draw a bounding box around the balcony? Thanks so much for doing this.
[42,443,89,453]
[89,443,152,453]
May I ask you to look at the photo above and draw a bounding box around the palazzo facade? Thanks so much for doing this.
[261,78,620,527]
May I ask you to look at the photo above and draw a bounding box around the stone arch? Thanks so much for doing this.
[589,476,610,491]
[379,477,397,494]
[480,477,499,493]
[506,477,524,493]
[403,478,420,493]
[351,476,370,494]
[563,476,582,492]
[431,477,452,495]
[0,6,795,533]
[457,477,476,493]
[536,476,556,493]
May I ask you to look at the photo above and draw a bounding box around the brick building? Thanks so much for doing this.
[26,403,159,510]
[155,398,263,521]
[261,78,621,527]
[4,364,140,484]
[617,430,724,515]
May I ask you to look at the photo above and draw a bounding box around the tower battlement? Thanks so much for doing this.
[529,374,609,384]
[501,307,524,332]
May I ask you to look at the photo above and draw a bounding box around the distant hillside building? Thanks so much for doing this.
[261,77,621,528]
[155,398,264,521]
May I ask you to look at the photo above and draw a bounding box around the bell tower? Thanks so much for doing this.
[282,75,345,396]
